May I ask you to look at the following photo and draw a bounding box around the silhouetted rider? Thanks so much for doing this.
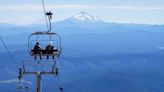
[46,42,55,59]
[33,42,42,60]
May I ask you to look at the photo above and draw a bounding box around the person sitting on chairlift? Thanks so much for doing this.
[33,42,42,60]
[46,42,55,60]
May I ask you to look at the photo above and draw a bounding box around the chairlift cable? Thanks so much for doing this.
[0,36,20,68]
[41,0,49,30]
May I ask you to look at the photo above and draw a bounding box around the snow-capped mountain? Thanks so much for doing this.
[53,11,108,30]
[73,11,102,22]
[65,11,103,22]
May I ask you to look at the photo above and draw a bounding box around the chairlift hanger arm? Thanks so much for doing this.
[41,0,53,33]
[46,11,53,32]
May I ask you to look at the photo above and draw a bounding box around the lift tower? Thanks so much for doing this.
[21,61,59,92]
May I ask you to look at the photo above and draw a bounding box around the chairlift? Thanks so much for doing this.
[28,31,61,58]
[28,11,61,59]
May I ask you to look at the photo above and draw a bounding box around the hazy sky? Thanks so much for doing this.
[0,0,164,25]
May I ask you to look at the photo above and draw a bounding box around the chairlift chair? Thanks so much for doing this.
[28,31,61,58]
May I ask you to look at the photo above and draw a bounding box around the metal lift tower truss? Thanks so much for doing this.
[21,61,59,92]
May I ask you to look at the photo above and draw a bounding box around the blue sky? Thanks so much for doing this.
[0,0,164,25]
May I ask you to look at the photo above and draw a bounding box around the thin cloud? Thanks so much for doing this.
[0,79,31,84]
[98,6,164,11]
[0,4,164,11]
[0,4,90,11]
